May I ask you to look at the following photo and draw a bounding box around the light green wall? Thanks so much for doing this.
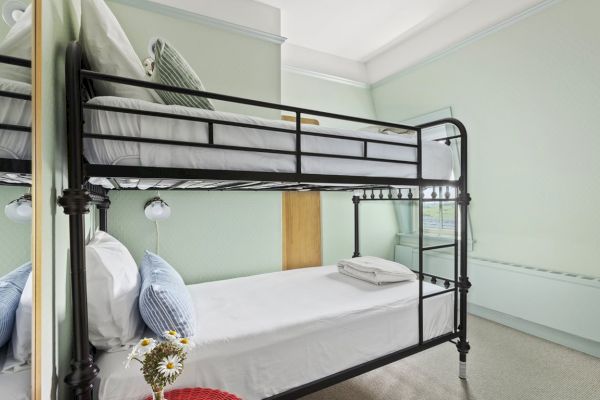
[321,192,397,264]
[370,0,600,277]
[106,0,281,118]
[107,191,283,283]
[281,69,375,129]
[41,0,78,399]
[106,190,398,284]
[0,186,30,275]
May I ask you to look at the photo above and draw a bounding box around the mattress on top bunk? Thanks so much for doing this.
[0,368,31,400]
[96,265,454,400]
[0,78,31,161]
[83,96,453,180]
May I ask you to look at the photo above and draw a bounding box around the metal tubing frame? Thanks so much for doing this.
[59,41,471,399]
[0,55,33,179]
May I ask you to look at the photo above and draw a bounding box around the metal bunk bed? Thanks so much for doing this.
[59,41,471,400]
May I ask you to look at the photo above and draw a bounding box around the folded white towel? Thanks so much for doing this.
[337,256,416,285]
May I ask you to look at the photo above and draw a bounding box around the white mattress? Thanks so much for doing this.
[96,265,453,400]
[0,368,31,400]
[84,96,453,180]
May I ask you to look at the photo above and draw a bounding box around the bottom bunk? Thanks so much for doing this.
[95,265,454,400]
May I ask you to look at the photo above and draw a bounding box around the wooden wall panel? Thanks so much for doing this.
[282,192,322,269]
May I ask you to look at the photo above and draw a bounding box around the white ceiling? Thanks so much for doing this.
[258,0,474,61]
[258,0,550,83]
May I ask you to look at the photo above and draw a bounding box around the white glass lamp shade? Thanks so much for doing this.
[144,197,171,221]
[2,1,26,26]
[5,194,32,224]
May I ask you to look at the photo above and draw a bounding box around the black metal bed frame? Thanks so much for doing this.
[59,41,471,400]
[0,54,32,181]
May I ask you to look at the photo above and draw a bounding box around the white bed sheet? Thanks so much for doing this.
[84,96,453,180]
[96,265,453,400]
[0,368,31,400]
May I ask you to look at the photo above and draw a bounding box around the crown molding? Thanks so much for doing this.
[282,65,369,89]
[109,0,287,44]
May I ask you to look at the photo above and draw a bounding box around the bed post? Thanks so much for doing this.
[58,41,99,400]
[455,120,471,380]
[352,195,360,257]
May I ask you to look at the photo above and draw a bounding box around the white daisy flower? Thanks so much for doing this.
[157,355,182,378]
[176,337,195,352]
[135,337,157,355]
[163,330,180,341]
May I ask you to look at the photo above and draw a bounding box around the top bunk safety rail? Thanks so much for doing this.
[66,42,467,189]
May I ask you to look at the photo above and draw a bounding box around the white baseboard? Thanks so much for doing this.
[395,244,600,358]
[469,304,600,358]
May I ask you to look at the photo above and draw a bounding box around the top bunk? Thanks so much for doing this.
[0,54,32,187]
[66,42,467,193]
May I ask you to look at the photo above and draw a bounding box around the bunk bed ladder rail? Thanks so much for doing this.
[416,118,471,379]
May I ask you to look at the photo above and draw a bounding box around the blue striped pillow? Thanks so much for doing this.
[0,262,31,348]
[139,251,196,338]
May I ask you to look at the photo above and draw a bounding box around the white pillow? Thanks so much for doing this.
[80,0,161,103]
[86,231,144,350]
[10,272,32,365]
[0,5,32,83]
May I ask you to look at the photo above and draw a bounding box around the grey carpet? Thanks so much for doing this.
[301,316,600,400]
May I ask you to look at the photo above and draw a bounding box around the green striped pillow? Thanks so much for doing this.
[153,39,215,110]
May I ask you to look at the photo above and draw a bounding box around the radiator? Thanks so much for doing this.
[395,245,600,357]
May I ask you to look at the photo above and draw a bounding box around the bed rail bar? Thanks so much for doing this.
[80,69,416,131]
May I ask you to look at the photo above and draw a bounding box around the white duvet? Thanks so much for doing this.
[96,265,453,400]
[83,96,453,180]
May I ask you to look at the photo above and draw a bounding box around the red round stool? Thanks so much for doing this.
[144,388,242,400]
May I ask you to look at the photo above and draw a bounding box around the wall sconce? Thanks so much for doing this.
[5,193,31,223]
[144,197,171,221]
[2,1,26,27]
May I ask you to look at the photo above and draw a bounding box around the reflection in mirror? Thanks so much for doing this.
[0,0,32,399]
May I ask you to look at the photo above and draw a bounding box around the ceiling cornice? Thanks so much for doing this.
[109,0,287,44]
[282,65,369,89]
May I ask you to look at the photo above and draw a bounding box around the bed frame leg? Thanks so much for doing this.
[458,360,467,380]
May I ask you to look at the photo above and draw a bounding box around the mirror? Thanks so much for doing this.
[0,0,34,399]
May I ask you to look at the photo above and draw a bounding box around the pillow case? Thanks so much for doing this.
[80,0,161,103]
[0,262,31,348]
[86,231,144,350]
[139,251,196,338]
[0,5,32,83]
[152,38,215,110]
[10,271,32,364]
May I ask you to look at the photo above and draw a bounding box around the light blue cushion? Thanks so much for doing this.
[139,251,196,338]
[0,262,31,348]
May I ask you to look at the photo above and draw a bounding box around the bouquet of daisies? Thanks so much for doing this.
[126,330,195,397]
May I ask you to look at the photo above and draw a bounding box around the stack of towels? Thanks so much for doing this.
[337,256,416,285]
